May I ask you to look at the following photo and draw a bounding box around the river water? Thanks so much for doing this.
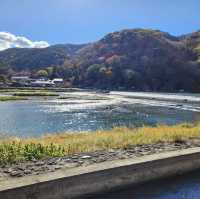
[1,91,200,137]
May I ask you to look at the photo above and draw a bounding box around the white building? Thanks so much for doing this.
[11,76,64,87]
[52,78,64,86]
[11,76,31,86]
[31,80,55,87]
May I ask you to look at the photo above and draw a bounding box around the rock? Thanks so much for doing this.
[58,162,65,166]
[24,169,32,175]
[10,170,24,177]
[16,166,26,171]
[4,168,13,174]
[47,159,57,165]
[81,155,92,159]
[63,158,71,162]
[54,166,62,170]
[49,168,56,172]
[35,161,45,166]
[72,156,79,160]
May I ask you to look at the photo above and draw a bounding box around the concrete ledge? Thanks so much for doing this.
[1,147,200,199]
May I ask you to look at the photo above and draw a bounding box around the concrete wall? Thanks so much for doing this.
[1,147,200,199]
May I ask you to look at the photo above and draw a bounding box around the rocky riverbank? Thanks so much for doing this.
[1,139,200,179]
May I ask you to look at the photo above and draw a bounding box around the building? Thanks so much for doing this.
[31,80,55,87]
[11,76,64,87]
[11,76,31,86]
[52,78,64,87]
[11,76,30,81]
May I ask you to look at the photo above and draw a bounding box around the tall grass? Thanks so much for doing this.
[1,122,200,165]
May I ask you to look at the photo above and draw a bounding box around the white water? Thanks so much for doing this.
[39,91,200,113]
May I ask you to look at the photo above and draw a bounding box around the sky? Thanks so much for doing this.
[0,0,200,50]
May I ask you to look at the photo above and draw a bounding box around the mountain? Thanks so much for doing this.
[1,28,200,92]
[181,30,200,63]
[73,29,199,91]
[0,44,87,70]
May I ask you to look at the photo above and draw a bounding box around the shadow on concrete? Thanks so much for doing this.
[89,170,200,199]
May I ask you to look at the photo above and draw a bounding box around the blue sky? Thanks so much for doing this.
[0,0,200,47]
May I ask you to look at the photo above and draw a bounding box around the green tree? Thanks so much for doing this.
[46,67,54,77]
[36,70,48,78]
[0,75,7,83]
[86,64,102,81]
[0,62,7,74]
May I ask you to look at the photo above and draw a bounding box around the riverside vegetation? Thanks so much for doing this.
[0,96,27,101]
[13,92,59,97]
[1,122,200,165]
[0,89,60,101]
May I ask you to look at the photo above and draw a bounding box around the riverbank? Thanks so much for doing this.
[0,96,27,101]
[1,138,200,179]
[0,87,87,93]
[1,123,200,178]
[13,92,59,97]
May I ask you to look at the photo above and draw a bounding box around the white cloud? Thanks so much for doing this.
[0,32,49,51]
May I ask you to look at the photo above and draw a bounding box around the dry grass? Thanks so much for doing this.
[1,122,200,165]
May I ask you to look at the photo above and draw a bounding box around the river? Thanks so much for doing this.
[1,91,200,137]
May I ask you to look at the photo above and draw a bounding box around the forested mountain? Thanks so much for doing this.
[182,31,200,63]
[0,44,87,70]
[1,28,200,92]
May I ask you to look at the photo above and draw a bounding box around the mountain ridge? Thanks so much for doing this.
[1,28,200,91]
